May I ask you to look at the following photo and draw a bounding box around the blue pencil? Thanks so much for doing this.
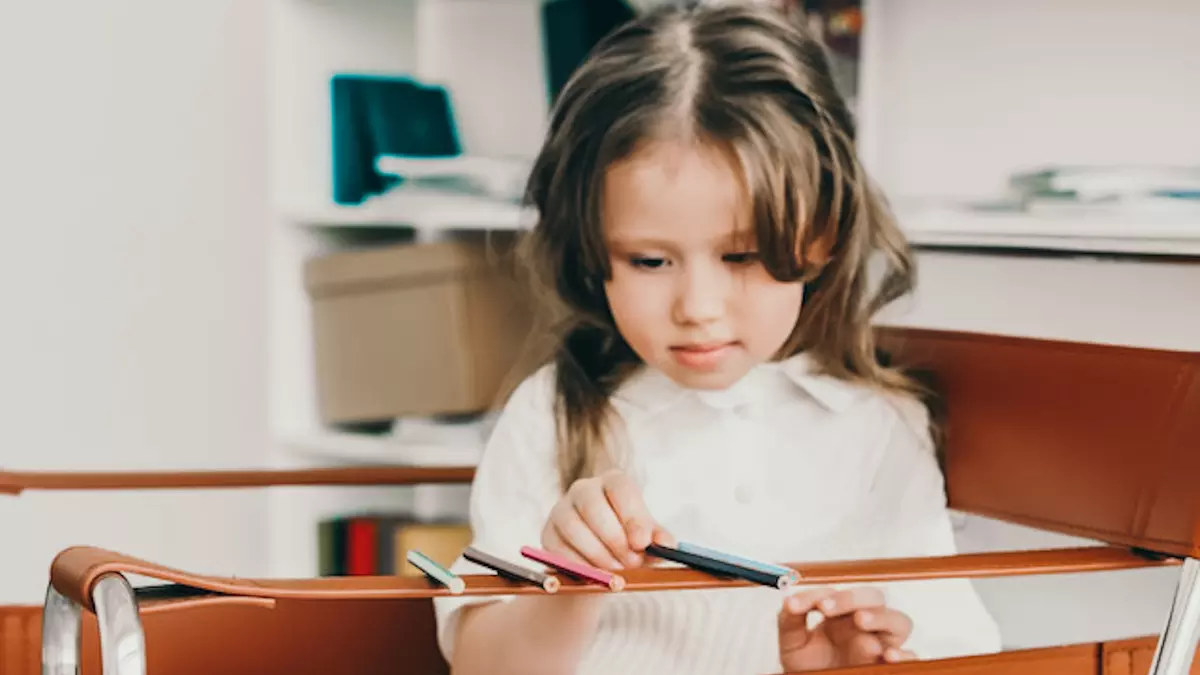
[677,542,801,583]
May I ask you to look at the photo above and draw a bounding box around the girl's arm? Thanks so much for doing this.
[448,595,605,675]
[862,398,1004,660]
[433,367,609,675]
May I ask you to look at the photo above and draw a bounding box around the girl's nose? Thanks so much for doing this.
[673,263,727,325]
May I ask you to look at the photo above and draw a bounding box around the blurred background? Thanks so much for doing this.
[0,0,1198,660]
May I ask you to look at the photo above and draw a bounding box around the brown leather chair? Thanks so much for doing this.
[4,327,1198,675]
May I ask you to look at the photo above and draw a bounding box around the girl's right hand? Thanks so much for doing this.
[541,469,675,571]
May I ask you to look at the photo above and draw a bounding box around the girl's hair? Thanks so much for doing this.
[516,3,920,492]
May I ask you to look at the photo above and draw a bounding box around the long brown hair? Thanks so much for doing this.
[516,3,920,492]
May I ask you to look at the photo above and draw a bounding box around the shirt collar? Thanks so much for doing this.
[612,352,863,416]
[777,353,863,412]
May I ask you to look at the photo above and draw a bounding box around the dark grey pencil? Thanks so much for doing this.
[464,546,560,593]
[645,543,792,589]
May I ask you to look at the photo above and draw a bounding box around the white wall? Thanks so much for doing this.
[413,0,549,158]
[0,1,269,603]
[862,0,1200,202]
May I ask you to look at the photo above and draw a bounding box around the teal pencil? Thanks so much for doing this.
[407,550,466,594]
[677,542,801,583]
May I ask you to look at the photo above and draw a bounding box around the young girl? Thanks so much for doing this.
[433,4,1002,674]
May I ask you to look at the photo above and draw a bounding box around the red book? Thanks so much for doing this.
[345,517,378,576]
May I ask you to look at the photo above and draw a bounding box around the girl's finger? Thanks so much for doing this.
[884,647,919,663]
[855,607,914,646]
[816,586,886,619]
[780,588,838,627]
[820,613,863,649]
[551,508,625,571]
[601,472,672,549]
[778,589,834,652]
[845,632,884,666]
[574,483,641,566]
[541,524,586,564]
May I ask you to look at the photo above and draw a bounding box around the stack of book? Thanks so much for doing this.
[318,513,472,577]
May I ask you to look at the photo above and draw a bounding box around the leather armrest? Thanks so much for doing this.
[0,465,474,496]
[49,544,1176,613]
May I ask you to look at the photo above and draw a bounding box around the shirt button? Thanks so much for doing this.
[734,484,754,504]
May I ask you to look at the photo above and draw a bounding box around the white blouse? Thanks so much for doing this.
[433,353,1003,675]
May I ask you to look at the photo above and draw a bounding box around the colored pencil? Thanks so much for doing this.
[677,541,801,583]
[519,546,625,591]
[645,543,793,589]
[463,546,560,593]
[406,550,465,594]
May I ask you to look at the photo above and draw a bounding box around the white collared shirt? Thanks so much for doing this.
[433,354,1003,675]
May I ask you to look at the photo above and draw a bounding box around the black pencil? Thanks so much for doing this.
[645,543,792,589]
[463,546,560,593]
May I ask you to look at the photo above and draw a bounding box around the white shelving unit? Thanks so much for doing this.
[283,184,535,231]
[284,428,484,467]
[896,205,1200,256]
[263,1,1200,645]
[266,0,551,579]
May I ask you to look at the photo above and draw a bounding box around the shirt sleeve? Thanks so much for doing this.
[431,366,563,662]
[860,396,1005,661]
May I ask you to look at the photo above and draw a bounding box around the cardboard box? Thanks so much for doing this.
[304,238,533,423]
[394,522,473,577]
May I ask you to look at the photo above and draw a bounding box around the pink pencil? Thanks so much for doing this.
[520,546,626,591]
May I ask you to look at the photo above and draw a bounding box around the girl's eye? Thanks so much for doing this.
[629,256,667,269]
[723,251,759,265]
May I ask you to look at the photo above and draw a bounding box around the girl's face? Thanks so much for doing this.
[602,139,804,390]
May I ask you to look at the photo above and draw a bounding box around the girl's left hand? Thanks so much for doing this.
[778,586,918,671]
